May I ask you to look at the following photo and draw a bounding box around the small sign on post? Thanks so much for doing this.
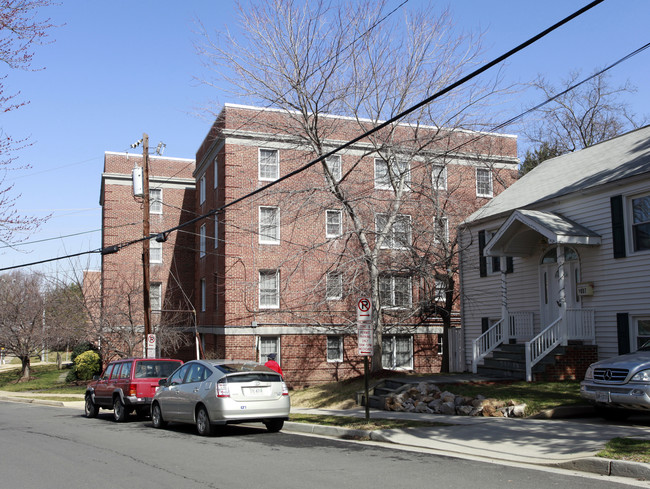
[147,334,156,358]
[356,297,373,356]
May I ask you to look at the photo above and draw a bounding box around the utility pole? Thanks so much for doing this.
[141,133,152,356]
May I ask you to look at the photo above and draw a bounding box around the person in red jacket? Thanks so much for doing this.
[264,353,283,376]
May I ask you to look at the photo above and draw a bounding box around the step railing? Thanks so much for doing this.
[472,317,506,374]
[525,316,564,382]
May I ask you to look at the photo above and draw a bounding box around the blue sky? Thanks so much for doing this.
[2,0,650,280]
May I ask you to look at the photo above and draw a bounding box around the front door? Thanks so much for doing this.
[539,246,580,328]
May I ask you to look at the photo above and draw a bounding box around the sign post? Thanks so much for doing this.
[356,297,372,422]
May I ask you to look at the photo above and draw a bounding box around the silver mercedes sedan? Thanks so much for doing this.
[151,359,290,435]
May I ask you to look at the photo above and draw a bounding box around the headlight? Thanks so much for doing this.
[631,369,650,382]
[584,366,594,380]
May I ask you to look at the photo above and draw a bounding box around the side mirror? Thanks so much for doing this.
[158,378,168,386]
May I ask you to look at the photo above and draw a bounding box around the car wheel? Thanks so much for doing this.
[113,397,127,422]
[196,406,213,436]
[264,419,284,433]
[84,395,99,418]
[151,403,167,428]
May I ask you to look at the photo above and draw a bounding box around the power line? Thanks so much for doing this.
[0,0,606,272]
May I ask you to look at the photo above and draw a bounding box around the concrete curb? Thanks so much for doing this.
[0,395,64,407]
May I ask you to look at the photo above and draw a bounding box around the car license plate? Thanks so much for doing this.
[245,387,265,396]
[596,390,610,402]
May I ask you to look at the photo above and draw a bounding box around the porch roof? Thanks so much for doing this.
[484,209,601,257]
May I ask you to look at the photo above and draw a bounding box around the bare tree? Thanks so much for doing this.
[0,0,56,246]
[522,71,646,173]
[196,0,514,371]
[0,271,46,380]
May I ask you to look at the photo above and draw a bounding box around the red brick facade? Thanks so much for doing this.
[192,104,519,386]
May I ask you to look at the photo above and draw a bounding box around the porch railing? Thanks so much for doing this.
[508,312,535,341]
[524,308,595,382]
[471,317,506,374]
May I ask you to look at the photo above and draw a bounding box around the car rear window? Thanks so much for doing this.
[225,372,283,383]
[134,360,182,379]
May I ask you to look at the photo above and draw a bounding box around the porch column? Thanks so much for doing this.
[500,257,508,341]
[556,245,568,345]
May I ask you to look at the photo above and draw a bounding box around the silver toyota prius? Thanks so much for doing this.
[151,359,290,435]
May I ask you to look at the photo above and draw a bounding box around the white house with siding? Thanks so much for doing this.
[458,126,650,381]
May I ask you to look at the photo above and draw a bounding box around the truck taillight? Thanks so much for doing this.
[216,379,230,398]
[128,384,137,397]
[281,381,289,396]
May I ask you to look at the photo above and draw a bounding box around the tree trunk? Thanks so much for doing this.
[19,356,31,382]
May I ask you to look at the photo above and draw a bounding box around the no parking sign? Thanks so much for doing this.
[357,298,373,356]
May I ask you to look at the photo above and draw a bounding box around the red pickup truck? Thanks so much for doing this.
[85,358,183,421]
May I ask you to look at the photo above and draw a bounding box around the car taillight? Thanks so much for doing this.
[216,379,230,398]
[281,381,289,396]
[128,384,137,397]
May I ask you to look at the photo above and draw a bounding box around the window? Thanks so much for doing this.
[632,195,650,251]
[150,239,162,263]
[214,157,219,189]
[118,361,132,379]
[259,206,280,244]
[434,281,447,302]
[199,174,206,204]
[326,272,342,300]
[259,270,279,309]
[260,337,280,363]
[214,217,219,248]
[432,165,447,190]
[151,282,162,311]
[635,317,650,349]
[434,216,449,243]
[379,275,412,308]
[476,168,493,197]
[150,188,162,214]
[200,278,206,312]
[325,155,341,182]
[326,210,342,238]
[382,335,413,369]
[186,363,209,383]
[200,224,206,257]
[374,157,410,190]
[376,213,411,249]
[259,149,279,181]
[169,364,190,386]
[327,336,343,362]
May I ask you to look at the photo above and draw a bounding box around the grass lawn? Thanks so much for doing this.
[0,364,86,395]
[597,438,650,463]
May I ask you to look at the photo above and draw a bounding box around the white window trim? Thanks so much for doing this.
[325,154,342,182]
[259,206,280,245]
[627,192,650,254]
[259,270,280,309]
[434,216,449,243]
[374,157,411,191]
[382,335,414,370]
[327,335,343,363]
[476,168,493,198]
[199,224,206,258]
[260,336,280,363]
[432,165,447,190]
[376,213,412,249]
[150,239,162,264]
[379,275,412,309]
[326,272,343,300]
[326,209,343,238]
[199,174,206,204]
[259,148,279,181]
[150,188,163,214]
[150,282,162,311]
[200,278,206,312]
[633,316,650,351]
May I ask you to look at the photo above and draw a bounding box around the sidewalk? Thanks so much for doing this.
[2,391,650,481]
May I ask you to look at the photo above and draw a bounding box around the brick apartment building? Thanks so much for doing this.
[98,151,196,358]
[190,104,519,386]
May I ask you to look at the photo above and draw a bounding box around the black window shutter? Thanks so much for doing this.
[610,195,626,259]
[478,230,487,277]
[506,256,513,274]
[617,313,630,355]
[481,317,490,334]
